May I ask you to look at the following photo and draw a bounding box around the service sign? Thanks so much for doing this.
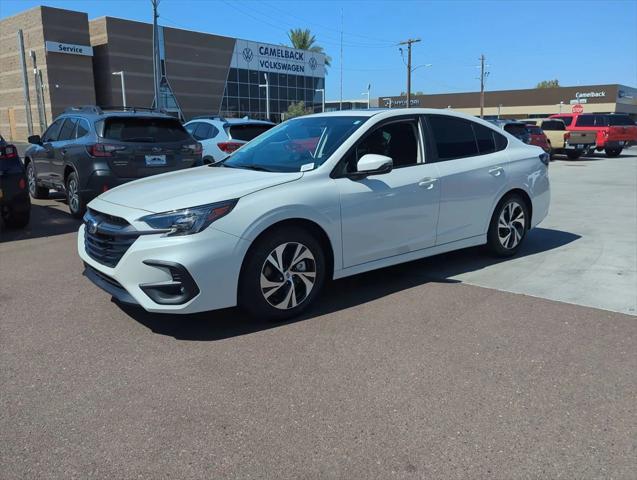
[231,39,325,78]
[45,41,93,57]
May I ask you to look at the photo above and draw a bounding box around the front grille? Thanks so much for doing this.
[84,208,139,267]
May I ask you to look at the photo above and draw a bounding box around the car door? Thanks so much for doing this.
[51,117,78,185]
[334,117,441,268]
[32,118,64,183]
[425,114,509,245]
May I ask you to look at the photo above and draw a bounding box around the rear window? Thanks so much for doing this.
[575,115,597,127]
[503,124,529,139]
[608,115,635,126]
[556,115,573,127]
[527,125,543,135]
[541,120,565,131]
[100,117,190,142]
[228,124,274,141]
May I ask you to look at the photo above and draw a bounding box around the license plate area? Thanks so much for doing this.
[145,154,166,166]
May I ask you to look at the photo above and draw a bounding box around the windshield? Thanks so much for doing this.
[221,116,368,172]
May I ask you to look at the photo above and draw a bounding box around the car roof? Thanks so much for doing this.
[300,108,506,125]
[61,106,177,120]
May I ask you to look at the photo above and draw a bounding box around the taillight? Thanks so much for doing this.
[564,132,571,140]
[217,142,243,153]
[87,144,126,157]
[0,145,18,160]
[183,143,202,155]
[603,130,610,137]
[18,177,26,189]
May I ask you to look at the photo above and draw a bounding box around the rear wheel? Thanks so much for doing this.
[239,227,326,321]
[566,150,582,160]
[1,202,30,228]
[26,162,49,199]
[605,147,622,158]
[65,171,86,218]
[487,194,529,257]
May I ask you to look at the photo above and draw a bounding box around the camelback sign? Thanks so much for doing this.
[231,39,325,78]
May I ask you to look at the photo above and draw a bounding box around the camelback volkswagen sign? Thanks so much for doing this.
[231,39,325,78]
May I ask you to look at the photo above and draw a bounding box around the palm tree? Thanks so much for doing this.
[287,28,331,69]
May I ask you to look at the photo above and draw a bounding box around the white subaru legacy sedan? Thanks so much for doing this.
[79,109,550,320]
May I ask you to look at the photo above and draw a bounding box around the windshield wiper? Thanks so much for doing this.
[236,164,273,172]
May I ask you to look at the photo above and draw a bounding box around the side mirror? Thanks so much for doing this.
[27,134,42,145]
[350,154,393,179]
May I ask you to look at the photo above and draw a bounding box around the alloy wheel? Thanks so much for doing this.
[497,201,525,250]
[27,165,36,195]
[67,177,79,213]
[260,242,317,310]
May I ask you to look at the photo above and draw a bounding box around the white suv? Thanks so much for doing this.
[79,109,550,321]
[184,116,274,164]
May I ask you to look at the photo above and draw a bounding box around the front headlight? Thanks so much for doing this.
[140,199,238,236]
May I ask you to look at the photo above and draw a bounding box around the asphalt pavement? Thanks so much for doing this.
[1,148,636,479]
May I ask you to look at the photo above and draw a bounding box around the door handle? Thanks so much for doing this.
[488,166,503,177]
[418,177,438,190]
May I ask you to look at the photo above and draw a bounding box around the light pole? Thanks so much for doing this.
[559,100,564,113]
[315,88,325,112]
[361,83,371,109]
[112,71,126,107]
[259,73,270,121]
[382,97,393,108]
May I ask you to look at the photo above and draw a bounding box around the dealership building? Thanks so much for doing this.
[379,84,637,119]
[0,5,325,141]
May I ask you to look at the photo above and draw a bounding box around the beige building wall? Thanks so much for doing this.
[0,6,95,141]
[89,17,235,119]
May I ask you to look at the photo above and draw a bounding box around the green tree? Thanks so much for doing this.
[287,28,332,69]
[536,79,560,88]
[285,101,311,119]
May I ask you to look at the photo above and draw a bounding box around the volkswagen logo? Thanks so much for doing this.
[242,47,253,63]
[309,56,318,71]
[87,219,99,235]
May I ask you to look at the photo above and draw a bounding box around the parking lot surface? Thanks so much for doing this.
[1,148,636,479]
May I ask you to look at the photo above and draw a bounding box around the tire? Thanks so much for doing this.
[487,193,530,257]
[1,203,31,229]
[26,161,49,199]
[238,226,326,321]
[605,147,622,158]
[65,171,86,218]
[566,150,582,160]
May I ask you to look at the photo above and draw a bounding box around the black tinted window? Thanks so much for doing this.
[575,115,596,127]
[473,123,496,154]
[541,120,565,131]
[428,115,478,160]
[504,124,528,138]
[58,118,78,141]
[608,115,635,126]
[193,123,214,140]
[101,117,190,142]
[42,119,64,142]
[558,115,573,127]
[75,118,90,138]
[184,122,198,134]
[228,124,274,141]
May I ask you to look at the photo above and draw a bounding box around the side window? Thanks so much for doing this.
[428,115,478,161]
[42,119,64,142]
[184,122,199,135]
[473,123,496,154]
[595,115,609,127]
[559,115,573,127]
[57,118,78,141]
[340,120,419,174]
[75,118,90,138]
[194,123,214,140]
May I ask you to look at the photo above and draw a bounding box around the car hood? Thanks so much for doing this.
[96,165,303,213]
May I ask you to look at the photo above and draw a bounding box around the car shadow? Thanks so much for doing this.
[0,195,80,242]
[119,227,581,341]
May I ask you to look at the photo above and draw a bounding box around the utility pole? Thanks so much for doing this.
[151,0,161,111]
[399,38,420,108]
[29,50,46,133]
[478,54,490,118]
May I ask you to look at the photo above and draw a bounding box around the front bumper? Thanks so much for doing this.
[78,221,250,314]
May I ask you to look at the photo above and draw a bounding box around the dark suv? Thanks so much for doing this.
[24,106,202,218]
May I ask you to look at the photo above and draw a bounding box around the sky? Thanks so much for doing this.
[2,0,636,101]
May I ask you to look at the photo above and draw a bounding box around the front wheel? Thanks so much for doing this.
[65,171,86,218]
[487,194,530,257]
[26,162,49,199]
[605,147,622,158]
[239,227,326,321]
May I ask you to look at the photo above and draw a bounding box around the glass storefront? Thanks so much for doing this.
[220,67,325,122]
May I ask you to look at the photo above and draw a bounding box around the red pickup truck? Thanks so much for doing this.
[549,113,637,157]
